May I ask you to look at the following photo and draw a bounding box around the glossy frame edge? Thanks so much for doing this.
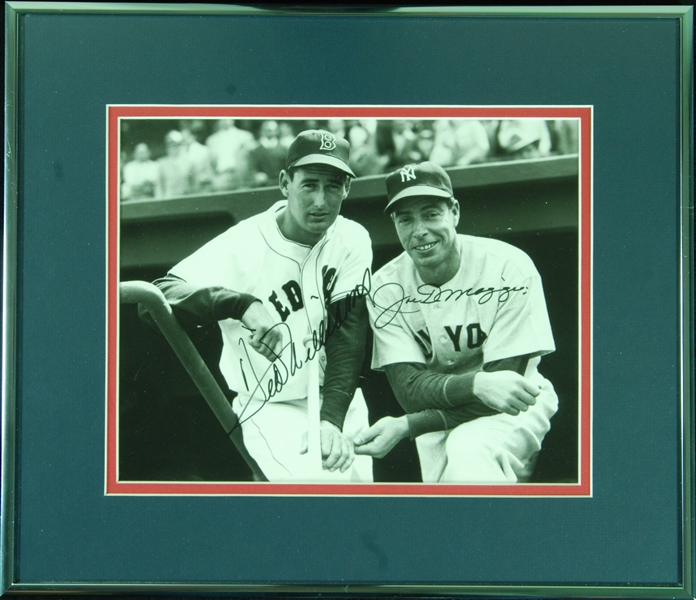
[2,2,20,595]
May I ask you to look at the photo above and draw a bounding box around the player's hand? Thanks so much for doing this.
[354,416,409,459]
[473,371,541,416]
[299,421,355,473]
[241,301,283,361]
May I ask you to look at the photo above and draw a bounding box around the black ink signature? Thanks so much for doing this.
[230,267,526,428]
[370,281,528,329]
[231,269,372,430]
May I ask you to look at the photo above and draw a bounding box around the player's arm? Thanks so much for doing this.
[354,356,539,457]
[320,293,369,429]
[145,274,282,362]
[391,355,535,410]
[299,292,369,472]
[150,274,259,329]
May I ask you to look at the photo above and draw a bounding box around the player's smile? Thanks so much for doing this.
[413,241,438,252]
[392,197,461,285]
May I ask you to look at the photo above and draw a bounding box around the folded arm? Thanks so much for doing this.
[143,274,282,361]
[355,355,539,457]
[149,274,259,329]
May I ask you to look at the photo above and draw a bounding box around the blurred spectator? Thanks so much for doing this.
[155,130,197,199]
[279,121,296,149]
[375,119,416,169]
[121,143,158,201]
[205,119,254,191]
[347,124,387,177]
[390,119,418,167]
[496,119,551,160]
[245,120,286,187]
[430,120,490,167]
[479,119,500,150]
[358,119,378,139]
[547,119,579,155]
[402,127,435,164]
[327,118,347,138]
[452,120,491,165]
[181,124,213,193]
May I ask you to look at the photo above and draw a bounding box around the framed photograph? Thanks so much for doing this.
[3,3,693,597]
[111,106,590,496]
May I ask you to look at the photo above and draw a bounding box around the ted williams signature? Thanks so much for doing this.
[233,270,371,428]
[233,268,526,426]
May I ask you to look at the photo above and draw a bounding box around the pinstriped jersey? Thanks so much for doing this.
[170,200,372,403]
[368,235,555,376]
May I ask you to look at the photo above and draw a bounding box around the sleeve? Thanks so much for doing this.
[317,224,372,429]
[407,406,492,439]
[386,356,530,438]
[319,296,369,430]
[149,223,263,328]
[384,363,497,440]
[147,274,259,330]
[483,263,555,363]
[367,272,427,369]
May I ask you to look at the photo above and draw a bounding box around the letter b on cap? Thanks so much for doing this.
[319,132,337,151]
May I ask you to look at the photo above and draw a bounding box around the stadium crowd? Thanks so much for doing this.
[120,118,579,201]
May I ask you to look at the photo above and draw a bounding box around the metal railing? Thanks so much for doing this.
[119,280,267,481]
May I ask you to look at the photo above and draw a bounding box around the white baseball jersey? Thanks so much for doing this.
[170,200,372,404]
[369,234,555,376]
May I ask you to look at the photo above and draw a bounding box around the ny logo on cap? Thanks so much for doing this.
[399,165,417,182]
[319,132,337,151]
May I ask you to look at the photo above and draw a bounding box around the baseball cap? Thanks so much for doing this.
[384,161,454,213]
[286,129,355,177]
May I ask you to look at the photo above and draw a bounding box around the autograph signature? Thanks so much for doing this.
[370,280,528,329]
[231,267,526,426]
[233,270,371,428]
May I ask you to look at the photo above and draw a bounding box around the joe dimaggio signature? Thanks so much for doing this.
[232,268,526,425]
[369,280,528,329]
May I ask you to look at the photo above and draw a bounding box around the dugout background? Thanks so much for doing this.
[6,6,689,591]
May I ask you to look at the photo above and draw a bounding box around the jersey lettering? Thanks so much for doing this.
[268,290,290,322]
[322,266,337,303]
[414,329,433,360]
[444,325,463,352]
[466,323,488,349]
[269,279,305,321]
[282,280,304,311]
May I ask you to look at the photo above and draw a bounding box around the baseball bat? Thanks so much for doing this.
[303,335,323,473]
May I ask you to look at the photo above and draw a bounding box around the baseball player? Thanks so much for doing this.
[355,161,558,483]
[149,130,373,482]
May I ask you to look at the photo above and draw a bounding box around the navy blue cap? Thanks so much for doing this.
[384,161,454,213]
[286,129,355,177]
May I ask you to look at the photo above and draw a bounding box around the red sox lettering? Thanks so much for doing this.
[267,266,338,321]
